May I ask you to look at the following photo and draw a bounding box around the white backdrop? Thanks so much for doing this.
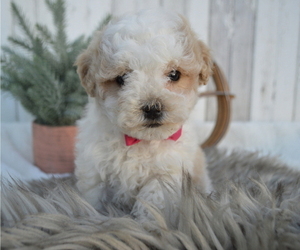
[1,0,300,122]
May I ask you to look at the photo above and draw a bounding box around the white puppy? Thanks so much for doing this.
[75,9,212,218]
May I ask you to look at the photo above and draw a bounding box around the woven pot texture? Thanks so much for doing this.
[32,122,77,173]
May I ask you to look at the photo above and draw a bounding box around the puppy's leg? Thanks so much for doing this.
[76,179,107,210]
[131,176,180,226]
[192,147,212,193]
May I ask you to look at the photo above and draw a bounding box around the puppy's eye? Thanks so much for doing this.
[168,70,181,82]
[115,74,126,87]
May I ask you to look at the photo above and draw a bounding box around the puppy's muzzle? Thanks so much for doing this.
[141,102,163,121]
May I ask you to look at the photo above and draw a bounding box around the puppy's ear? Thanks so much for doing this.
[75,50,96,97]
[198,40,213,85]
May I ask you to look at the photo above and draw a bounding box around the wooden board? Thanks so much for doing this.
[251,0,300,121]
[187,0,210,122]
[1,0,300,122]
[229,0,256,121]
[1,0,18,122]
[294,27,300,122]
[66,0,111,40]
[206,0,234,121]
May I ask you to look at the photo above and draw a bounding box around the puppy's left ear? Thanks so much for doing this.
[198,40,213,85]
[75,50,96,97]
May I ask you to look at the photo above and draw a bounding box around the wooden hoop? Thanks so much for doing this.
[201,62,233,148]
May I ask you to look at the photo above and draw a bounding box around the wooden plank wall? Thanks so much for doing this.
[1,0,300,122]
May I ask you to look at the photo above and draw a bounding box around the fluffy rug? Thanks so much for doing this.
[2,148,300,250]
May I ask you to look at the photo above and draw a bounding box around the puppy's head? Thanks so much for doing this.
[76,9,212,141]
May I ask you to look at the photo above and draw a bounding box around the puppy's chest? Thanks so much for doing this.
[110,140,194,175]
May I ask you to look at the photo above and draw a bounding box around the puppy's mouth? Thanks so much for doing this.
[144,123,163,128]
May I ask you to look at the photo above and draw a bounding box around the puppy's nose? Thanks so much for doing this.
[142,103,162,120]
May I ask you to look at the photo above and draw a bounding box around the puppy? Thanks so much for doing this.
[75,9,212,219]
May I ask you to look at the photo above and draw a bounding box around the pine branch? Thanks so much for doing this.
[10,3,49,61]
[8,37,32,52]
[2,0,111,126]
[11,2,35,45]
[35,24,54,44]
[1,71,38,117]
[46,0,68,61]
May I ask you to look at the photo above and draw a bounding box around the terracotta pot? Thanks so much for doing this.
[32,122,77,173]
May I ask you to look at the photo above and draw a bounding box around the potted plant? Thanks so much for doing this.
[1,0,111,173]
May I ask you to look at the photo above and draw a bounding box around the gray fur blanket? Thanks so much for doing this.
[2,148,300,250]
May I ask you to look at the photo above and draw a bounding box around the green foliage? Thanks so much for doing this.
[1,0,111,126]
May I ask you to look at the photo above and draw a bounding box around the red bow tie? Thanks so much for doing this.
[124,128,182,146]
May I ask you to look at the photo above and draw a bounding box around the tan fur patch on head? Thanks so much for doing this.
[75,50,96,97]
[197,40,213,85]
[166,68,199,94]
[75,31,103,97]
[175,15,213,86]
[100,79,121,99]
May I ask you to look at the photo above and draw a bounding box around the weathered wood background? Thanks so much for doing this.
[1,0,300,122]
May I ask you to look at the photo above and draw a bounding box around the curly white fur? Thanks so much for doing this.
[75,9,212,219]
